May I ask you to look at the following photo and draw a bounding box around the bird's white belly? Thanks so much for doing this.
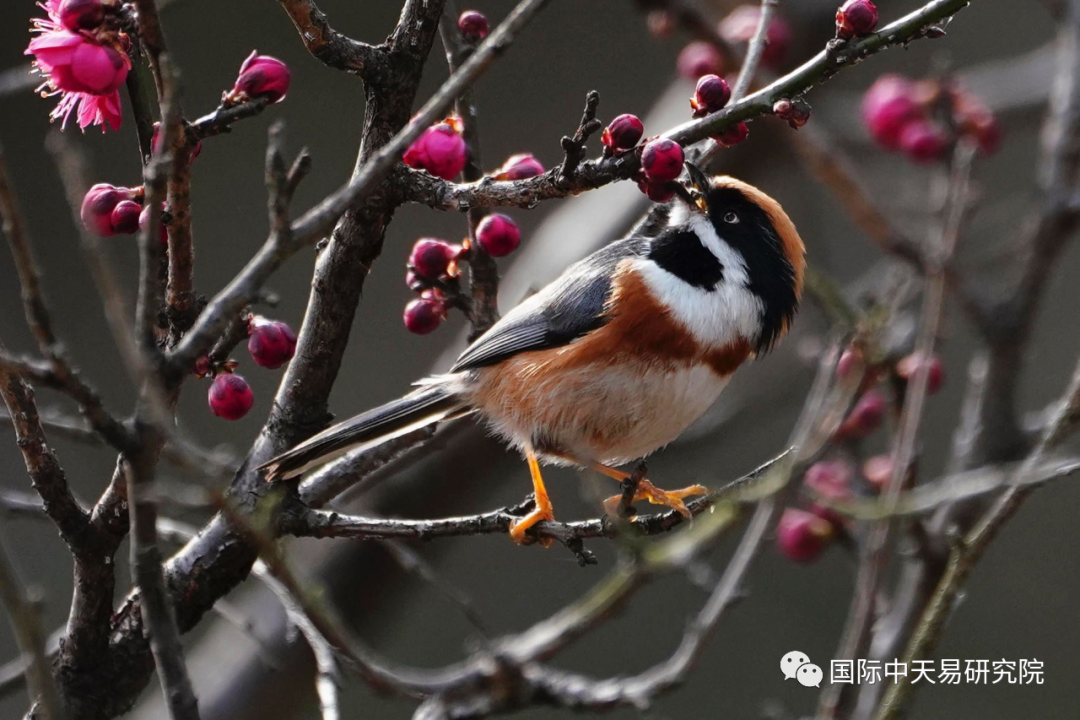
[472,362,731,466]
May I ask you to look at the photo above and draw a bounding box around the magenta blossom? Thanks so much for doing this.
[228,51,291,104]
[25,1,129,131]
[493,153,544,181]
[403,120,468,180]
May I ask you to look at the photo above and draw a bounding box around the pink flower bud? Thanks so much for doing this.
[714,122,749,148]
[676,41,724,80]
[719,5,792,70]
[862,454,894,491]
[403,296,447,335]
[954,94,1001,155]
[208,373,254,421]
[475,213,521,257]
[690,74,731,118]
[647,10,675,38]
[58,0,105,31]
[777,509,834,563]
[80,183,137,236]
[836,0,878,39]
[837,345,863,378]
[247,316,297,369]
[493,153,544,181]
[899,120,950,163]
[409,238,459,280]
[110,200,141,235]
[640,138,684,183]
[836,389,888,440]
[804,460,853,500]
[773,98,793,119]
[139,204,169,246]
[896,352,945,394]
[457,10,489,42]
[637,179,677,204]
[601,114,644,152]
[231,52,291,103]
[804,460,853,528]
[403,122,468,180]
[862,75,923,150]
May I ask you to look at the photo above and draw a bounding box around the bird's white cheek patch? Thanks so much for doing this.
[632,257,762,348]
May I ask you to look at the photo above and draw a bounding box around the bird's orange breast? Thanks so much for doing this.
[466,262,752,463]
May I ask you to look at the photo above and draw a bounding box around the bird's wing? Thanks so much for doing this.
[450,236,647,372]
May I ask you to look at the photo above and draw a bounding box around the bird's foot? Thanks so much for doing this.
[603,479,708,519]
[509,495,555,547]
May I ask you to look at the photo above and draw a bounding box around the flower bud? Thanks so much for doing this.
[837,345,863,378]
[899,120,950,163]
[404,121,468,180]
[647,10,675,38]
[58,0,105,31]
[208,373,254,421]
[139,204,168,246]
[403,295,447,335]
[676,41,724,80]
[862,454,894,491]
[719,5,792,70]
[777,508,834,563]
[80,183,138,236]
[714,122,749,148]
[804,460,853,528]
[247,316,297,369]
[783,98,811,129]
[637,179,677,204]
[475,213,521,257]
[640,138,684,183]
[110,200,141,235]
[896,352,945,394]
[493,153,544,181]
[601,114,644,152]
[862,75,923,150]
[836,388,888,440]
[457,10,489,42]
[954,94,1001,155]
[836,0,878,39]
[409,238,460,280]
[231,52,291,104]
[690,74,731,118]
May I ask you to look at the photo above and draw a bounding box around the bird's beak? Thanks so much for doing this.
[678,162,710,214]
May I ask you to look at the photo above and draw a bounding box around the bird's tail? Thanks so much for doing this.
[259,385,467,481]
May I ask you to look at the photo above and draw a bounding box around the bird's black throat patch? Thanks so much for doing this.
[647,228,725,290]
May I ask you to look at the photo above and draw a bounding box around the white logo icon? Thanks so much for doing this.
[797,663,824,688]
[781,650,811,680]
[781,650,823,687]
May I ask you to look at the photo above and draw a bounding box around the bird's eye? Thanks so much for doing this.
[723,211,740,224]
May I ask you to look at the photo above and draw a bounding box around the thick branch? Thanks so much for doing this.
[278,0,389,82]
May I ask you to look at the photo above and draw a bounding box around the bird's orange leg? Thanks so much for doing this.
[509,445,555,547]
[586,461,708,518]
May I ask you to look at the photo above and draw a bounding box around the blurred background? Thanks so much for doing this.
[1,0,1077,718]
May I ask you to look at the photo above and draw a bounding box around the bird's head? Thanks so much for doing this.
[647,163,806,354]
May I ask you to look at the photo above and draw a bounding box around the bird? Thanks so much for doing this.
[261,163,806,545]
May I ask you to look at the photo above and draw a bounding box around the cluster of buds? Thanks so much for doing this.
[862,75,1001,163]
[673,5,792,80]
[403,214,524,333]
[835,0,878,40]
[197,314,298,421]
[80,183,141,236]
[223,51,291,106]
[778,459,852,563]
[403,116,468,180]
[25,0,131,131]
